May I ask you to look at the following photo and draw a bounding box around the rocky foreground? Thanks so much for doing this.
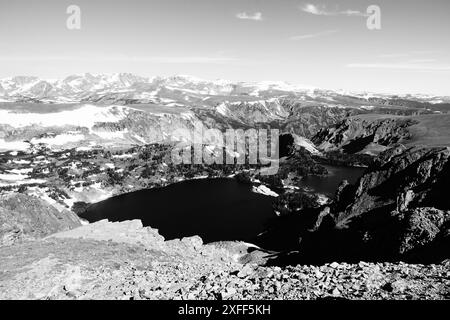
[0,220,448,300]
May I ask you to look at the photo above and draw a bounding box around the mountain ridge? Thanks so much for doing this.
[1,73,449,105]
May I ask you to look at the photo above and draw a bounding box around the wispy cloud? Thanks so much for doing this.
[347,63,450,72]
[378,51,442,59]
[363,52,446,71]
[300,3,368,17]
[236,12,263,21]
[411,50,441,55]
[0,55,238,64]
[408,58,437,63]
[290,29,339,41]
[378,53,411,59]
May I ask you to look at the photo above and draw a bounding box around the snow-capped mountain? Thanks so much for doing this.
[0,73,319,103]
[0,73,152,103]
[0,73,449,153]
[1,73,448,107]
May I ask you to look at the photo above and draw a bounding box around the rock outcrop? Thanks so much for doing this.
[0,193,81,246]
[313,113,450,155]
[48,219,265,264]
[290,145,450,263]
[335,145,450,223]
[392,207,449,260]
[312,115,417,154]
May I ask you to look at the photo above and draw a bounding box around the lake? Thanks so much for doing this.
[79,178,277,243]
[80,166,366,243]
[299,165,366,196]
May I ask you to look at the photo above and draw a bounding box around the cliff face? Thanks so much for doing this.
[312,113,450,155]
[336,145,450,222]
[312,115,417,154]
[280,104,361,138]
[0,194,81,246]
[299,145,450,263]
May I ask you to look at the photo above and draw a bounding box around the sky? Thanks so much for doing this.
[0,0,449,95]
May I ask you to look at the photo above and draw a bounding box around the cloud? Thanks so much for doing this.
[236,12,263,21]
[411,50,441,55]
[408,59,437,63]
[347,63,450,72]
[379,51,441,59]
[290,29,339,41]
[300,3,324,15]
[378,53,411,58]
[300,3,368,17]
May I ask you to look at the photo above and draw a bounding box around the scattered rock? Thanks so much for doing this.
[237,264,255,278]
[332,288,341,296]
[330,262,340,269]
[0,220,448,300]
[391,280,409,293]
[222,287,237,299]
[315,270,324,279]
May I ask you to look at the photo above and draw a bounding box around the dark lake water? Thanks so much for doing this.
[81,166,366,243]
[80,178,277,243]
[299,165,366,195]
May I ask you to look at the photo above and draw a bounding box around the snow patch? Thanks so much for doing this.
[94,129,129,140]
[252,185,279,197]
[293,135,320,155]
[31,133,85,146]
[0,139,30,151]
[216,103,229,116]
[0,104,128,129]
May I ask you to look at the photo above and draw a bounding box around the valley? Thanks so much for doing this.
[0,74,449,300]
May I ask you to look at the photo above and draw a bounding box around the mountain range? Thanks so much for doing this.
[1,73,449,152]
[1,73,448,105]
[1,73,450,300]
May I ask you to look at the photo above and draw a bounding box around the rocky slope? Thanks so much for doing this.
[263,145,450,265]
[0,193,81,246]
[312,114,450,155]
[0,220,261,300]
[331,145,449,260]
[0,104,202,151]
[0,219,448,300]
